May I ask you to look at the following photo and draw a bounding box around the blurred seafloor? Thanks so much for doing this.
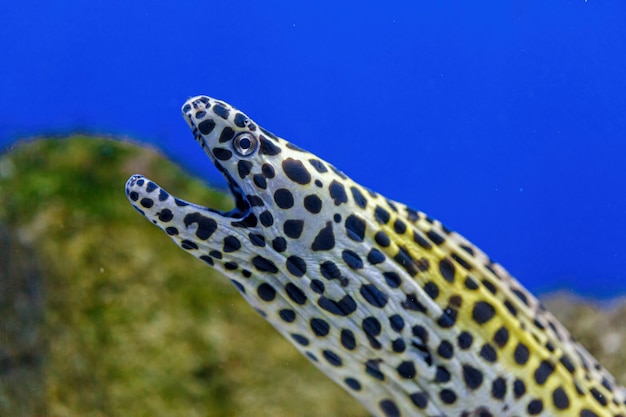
[0,137,625,417]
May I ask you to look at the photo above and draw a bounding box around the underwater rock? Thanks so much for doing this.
[0,222,46,417]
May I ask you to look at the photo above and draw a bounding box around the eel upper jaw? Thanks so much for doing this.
[182,109,251,220]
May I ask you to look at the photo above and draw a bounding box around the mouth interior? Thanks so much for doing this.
[215,162,251,218]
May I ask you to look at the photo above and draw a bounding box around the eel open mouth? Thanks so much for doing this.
[214,161,251,218]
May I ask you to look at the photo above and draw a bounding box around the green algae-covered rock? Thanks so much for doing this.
[0,137,365,417]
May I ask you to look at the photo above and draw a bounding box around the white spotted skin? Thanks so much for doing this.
[126,96,626,417]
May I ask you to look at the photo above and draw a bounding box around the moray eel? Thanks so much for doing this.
[126,95,626,417]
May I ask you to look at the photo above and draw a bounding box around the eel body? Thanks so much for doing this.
[126,95,625,417]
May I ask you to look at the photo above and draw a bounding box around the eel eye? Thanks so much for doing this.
[233,132,258,156]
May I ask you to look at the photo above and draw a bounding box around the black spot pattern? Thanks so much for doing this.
[253,173,267,189]
[345,377,361,391]
[259,210,274,227]
[472,301,496,324]
[401,293,427,313]
[379,399,400,417]
[374,206,390,224]
[342,249,363,269]
[283,219,304,239]
[291,333,309,346]
[393,219,406,234]
[272,237,287,252]
[464,276,479,290]
[426,229,445,245]
[310,279,324,294]
[303,194,322,213]
[285,283,307,305]
[435,366,450,383]
[310,318,330,337]
[389,315,404,332]
[234,112,247,127]
[367,248,385,265]
[397,361,416,379]
[437,340,453,359]
[248,233,265,247]
[286,255,307,277]
[129,191,139,202]
[274,188,294,209]
[362,316,382,337]
[320,261,342,281]
[480,343,497,362]
[259,137,281,155]
[237,160,253,178]
[282,158,311,184]
[383,272,401,288]
[158,209,173,222]
[392,338,406,353]
[212,103,229,119]
[534,360,555,385]
[261,163,275,178]
[440,389,457,404]
[257,283,276,301]
[410,392,428,409]
[318,295,357,316]
[413,231,432,249]
[360,284,389,308]
[463,364,484,389]
[222,236,241,253]
[323,350,342,366]
[492,377,507,400]
[309,158,328,173]
[340,329,356,350]
[345,214,366,242]
[458,331,473,349]
[439,258,456,282]
[252,256,278,273]
[198,119,216,134]
[514,342,530,365]
[180,239,198,250]
[423,281,439,300]
[394,246,418,277]
[375,231,390,247]
[213,147,232,161]
[527,399,543,415]
[590,387,607,405]
[183,212,218,240]
[365,359,385,381]
[552,386,570,409]
[329,180,348,205]
[350,186,367,208]
[493,326,509,347]
[437,309,457,328]
[311,222,335,251]
[218,126,235,143]
[279,309,296,323]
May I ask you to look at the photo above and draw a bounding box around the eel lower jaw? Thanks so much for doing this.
[125,172,250,224]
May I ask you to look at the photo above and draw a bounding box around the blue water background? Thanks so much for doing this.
[1,1,625,297]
